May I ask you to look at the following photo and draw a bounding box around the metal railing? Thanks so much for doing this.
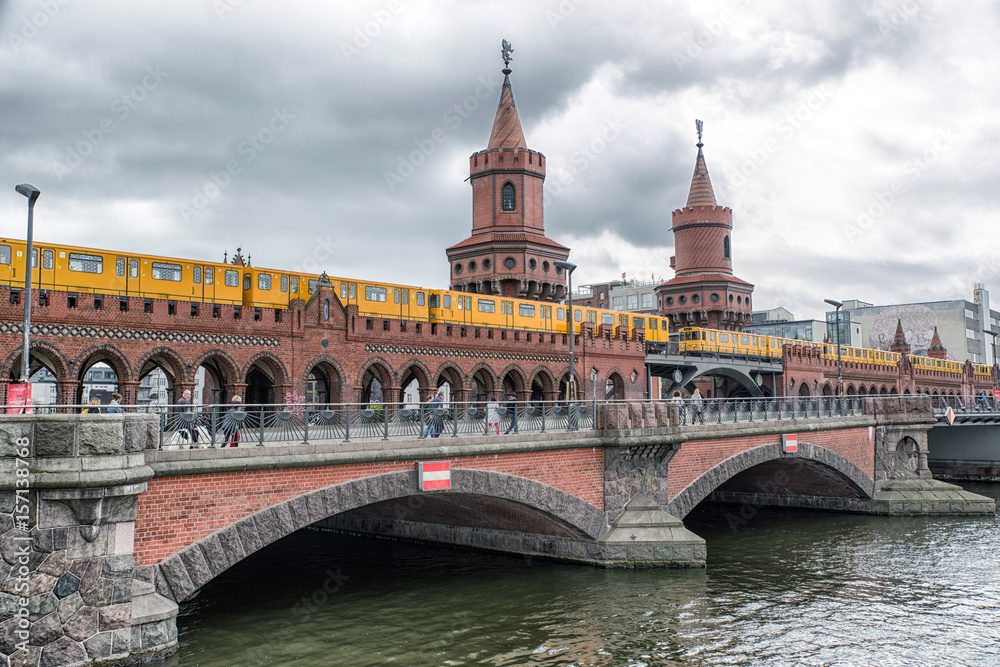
[674,395,867,426]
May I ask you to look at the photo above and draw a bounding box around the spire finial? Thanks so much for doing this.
[695,119,704,148]
[501,39,513,75]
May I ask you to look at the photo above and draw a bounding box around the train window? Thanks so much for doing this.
[193,266,202,284]
[429,294,439,308]
[206,268,214,285]
[720,333,730,343]
[69,253,103,274]
[0,245,9,264]
[350,283,356,299]
[619,314,628,326]
[280,275,288,292]
[587,311,596,323]
[243,273,251,290]
[340,283,346,299]
[649,319,656,330]
[416,292,424,306]
[557,308,565,320]
[115,258,126,276]
[129,259,139,278]
[457,298,463,310]
[443,294,451,308]
[393,289,399,304]
[634,317,645,328]
[479,299,496,313]
[30,249,37,268]
[709,332,715,342]
[43,250,53,269]
[602,314,614,325]
[545,306,552,319]
[308,280,317,294]
[224,270,238,287]
[741,335,750,345]
[152,262,182,281]
[578,311,585,322]
[519,304,535,317]
[365,286,387,302]
[402,290,409,305]
[258,273,271,290]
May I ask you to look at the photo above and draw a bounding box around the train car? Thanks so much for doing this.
[0,237,242,305]
[910,355,965,374]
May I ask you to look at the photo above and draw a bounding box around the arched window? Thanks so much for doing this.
[324,299,330,321]
[501,183,515,211]
[723,236,731,259]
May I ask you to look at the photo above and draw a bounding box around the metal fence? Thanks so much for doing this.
[673,395,867,427]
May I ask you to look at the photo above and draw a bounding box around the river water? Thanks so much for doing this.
[164,484,1000,666]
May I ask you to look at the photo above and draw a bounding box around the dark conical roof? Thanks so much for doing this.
[686,144,717,207]
[487,69,527,149]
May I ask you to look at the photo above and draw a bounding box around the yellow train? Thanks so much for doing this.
[0,236,669,341]
[675,326,993,377]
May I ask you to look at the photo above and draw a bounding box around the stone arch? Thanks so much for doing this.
[397,360,432,404]
[798,382,811,397]
[189,349,240,405]
[527,366,556,403]
[847,384,857,395]
[153,469,606,603]
[358,358,393,404]
[301,354,346,405]
[74,344,134,404]
[497,363,527,396]
[822,381,834,396]
[136,347,187,386]
[429,363,463,401]
[242,352,289,405]
[467,363,497,402]
[668,441,874,519]
[605,369,626,400]
[3,340,69,382]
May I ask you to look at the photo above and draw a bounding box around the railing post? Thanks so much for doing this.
[158,412,164,450]
[541,402,546,433]
[344,404,350,442]
[258,405,265,446]
[383,403,389,441]
[303,405,310,444]
[451,400,458,437]
[210,408,217,448]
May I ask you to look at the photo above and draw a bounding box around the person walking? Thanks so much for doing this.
[486,394,500,435]
[221,395,243,447]
[420,390,445,439]
[691,388,705,424]
[106,392,124,414]
[82,397,102,414]
[177,389,197,443]
[503,393,518,434]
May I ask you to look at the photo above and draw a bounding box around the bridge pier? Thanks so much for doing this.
[0,414,176,666]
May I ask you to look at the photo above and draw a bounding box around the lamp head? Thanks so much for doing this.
[554,260,577,274]
[15,183,40,205]
[824,298,842,309]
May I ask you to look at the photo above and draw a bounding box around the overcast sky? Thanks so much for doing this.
[1,0,997,320]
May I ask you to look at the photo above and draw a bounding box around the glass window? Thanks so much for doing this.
[280,275,288,292]
[308,279,317,294]
[206,268,214,285]
[193,266,202,284]
[30,249,37,268]
[741,335,750,345]
[720,333,730,343]
[557,308,565,321]
[479,299,496,313]
[429,294,439,308]
[225,270,239,287]
[116,258,126,276]
[349,283,356,299]
[634,317,645,328]
[341,283,347,299]
[258,273,271,290]
[457,298,463,310]
[43,250,53,269]
[0,245,10,264]
[365,285,387,302]
[649,319,657,330]
[393,289,399,304]
[586,310,594,323]
[619,314,628,326]
[443,294,451,309]
[129,259,139,278]
[291,277,297,293]
[602,313,614,325]
[641,292,653,309]
[612,296,623,310]
[152,262,182,281]
[465,297,471,310]
[416,292,424,306]
[627,294,638,310]
[243,273,251,290]
[69,253,103,274]
[519,304,535,317]
[501,183,515,211]
[402,290,408,305]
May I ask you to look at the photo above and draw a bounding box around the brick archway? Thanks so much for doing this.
[152,469,606,603]
[667,442,874,519]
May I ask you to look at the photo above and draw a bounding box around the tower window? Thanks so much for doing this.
[724,235,731,259]
[501,183,515,211]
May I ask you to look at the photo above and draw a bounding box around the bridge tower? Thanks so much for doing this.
[656,122,754,330]
[446,46,570,302]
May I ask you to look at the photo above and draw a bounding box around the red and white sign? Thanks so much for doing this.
[418,461,451,491]
[945,406,955,425]
[782,433,798,453]
[6,383,32,414]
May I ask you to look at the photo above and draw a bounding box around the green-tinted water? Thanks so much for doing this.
[166,484,1000,666]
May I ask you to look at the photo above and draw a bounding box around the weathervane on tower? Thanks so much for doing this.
[696,119,704,147]
[501,39,513,69]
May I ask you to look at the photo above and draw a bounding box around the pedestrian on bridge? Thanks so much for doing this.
[486,394,501,435]
[503,393,518,434]
[691,388,705,425]
[221,395,243,447]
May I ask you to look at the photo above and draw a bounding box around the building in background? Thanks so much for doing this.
[572,279,659,314]
[747,307,862,345]
[825,287,1000,363]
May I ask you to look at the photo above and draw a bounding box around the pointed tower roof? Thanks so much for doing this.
[927,326,947,359]
[487,67,527,149]
[889,319,911,355]
[685,121,717,207]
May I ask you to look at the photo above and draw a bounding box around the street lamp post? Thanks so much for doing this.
[824,299,843,396]
[16,184,40,383]
[555,260,577,429]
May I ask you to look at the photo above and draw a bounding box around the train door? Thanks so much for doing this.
[393,287,409,319]
[118,257,141,296]
[502,301,514,328]
[33,247,55,289]
[458,295,473,324]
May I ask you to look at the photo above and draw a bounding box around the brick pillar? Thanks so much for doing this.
[56,380,80,408]
[0,377,8,405]
[119,381,139,407]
